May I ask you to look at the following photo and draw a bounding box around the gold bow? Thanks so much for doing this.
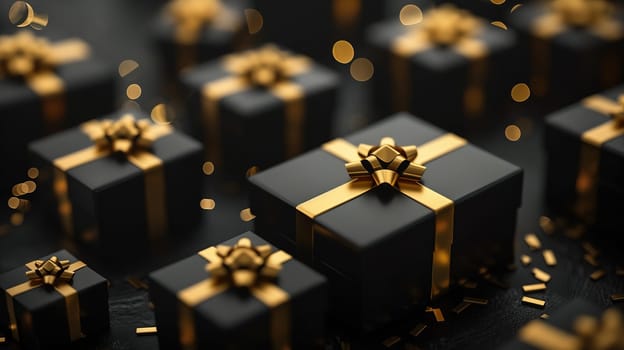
[207,237,284,288]
[0,31,55,78]
[346,137,426,187]
[25,256,75,286]
[231,45,294,88]
[608,95,624,127]
[421,5,481,45]
[169,0,222,44]
[551,0,613,27]
[83,114,168,155]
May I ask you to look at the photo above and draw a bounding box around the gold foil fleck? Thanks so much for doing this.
[136,326,157,335]
[126,84,142,100]
[463,297,488,305]
[410,323,427,337]
[611,294,624,302]
[522,296,546,308]
[539,216,555,235]
[511,83,531,102]
[532,268,551,283]
[523,283,547,293]
[511,4,523,13]
[350,58,374,82]
[27,167,39,179]
[202,161,215,175]
[426,307,445,322]
[540,313,550,319]
[118,59,139,77]
[543,250,557,266]
[584,254,599,267]
[382,336,401,347]
[590,270,606,281]
[240,208,255,222]
[244,9,263,34]
[399,4,423,26]
[505,125,522,141]
[332,40,355,64]
[491,21,508,30]
[452,301,471,314]
[521,254,532,266]
[524,233,542,250]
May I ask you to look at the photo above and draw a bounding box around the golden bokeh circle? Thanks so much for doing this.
[9,1,33,27]
[8,197,19,209]
[126,84,142,100]
[240,208,256,222]
[332,40,355,64]
[202,161,215,175]
[350,58,374,82]
[151,103,175,125]
[10,212,24,226]
[399,4,423,26]
[200,198,216,210]
[244,9,263,34]
[511,83,531,102]
[490,0,506,5]
[27,167,39,179]
[491,21,508,30]
[505,125,522,142]
[118,59,139,77]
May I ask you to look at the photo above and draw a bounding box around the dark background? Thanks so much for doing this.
[1,0,623,349]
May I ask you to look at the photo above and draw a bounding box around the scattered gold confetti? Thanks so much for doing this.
[584,254,599,267]
[532,268,551,283]
[9,1,48,30]
[540,313,550,319]
[118,59,139,77]
[200,198,215,210]
[410,323,427,337]
[511,4,523,13]
[244,9,263,34]
[611,294,624,302]
[511,83,531,102]
[490,0,506,4]
[543,250,556,266]
[464,297,488,305]
[332,40,355,64]
[126,84,142,100]
[521,254,532,266]
[136,326,157,335]
[505,125,522,142]
[350,58,374,82]
[426,307,445,322]
[581,242,599,257]
[522,283,547,293]
[202,161,215,175]
[590,270,606,281]
[246,166,260,177]
[240,208,255,222]
[524,233,542,250]
[383,336,401,347]
[27,167,39,179]
[150,103,175,125]
[452,301,471,314]
[522,296,546,308]
[539,216,555,235]
[399,4,423,26]
[491,21,508,30]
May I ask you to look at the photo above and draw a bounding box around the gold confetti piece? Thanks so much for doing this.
[151,104,175,125]
[399,4,423,26]
[590,270,606,281]
[126,84,142,100]
[332,40,354,64]
[244,8,263,34]
[240,208,255,222]
[532,268,551,283]
[522,296,546,308]
[27,167,39,179]
[136,327,157,335]
[583,254,599,267]
[350,58,374,82]
[521,254,532,266]
[616,266,624,276]
[200,198,215,210]
[611,294,624,302]
[118,59,139,77]
[410,323,427,337]
[9,1,48,30]
[382,336,400,347]
[543,250,556,266]
[202,161,215,175]
[540,313,550,319]
[522,283,547,293]
[524,233,541,250]
[426,307,445,322]
[581,242,599,256]
[452,301,471,314]
[511,4,523,13]
[539,216,554,235]
[464,297,488,305]
[491,21,507,30]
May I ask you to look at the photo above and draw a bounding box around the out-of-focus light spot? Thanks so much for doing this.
[10,212,23,226]
[200,198,216,210]
[118,59,139,77]
[8,197,19,209]
[511,4,523,13]
[240,208,256,222]
[350,58,374,82]
[202,161,215,175]
[511,83,531,102]
[27,167,39,179]
[490,0,506,5]
[126,84,142,100]
[505,125,522,141]
[491,21,508,30]
[399,4,423,26]
[151,103,175,125]
[332,40,355,64]
[244,9,263,34]
[246,166,260,177]
[121,100,141,111]
[9,1,48,30]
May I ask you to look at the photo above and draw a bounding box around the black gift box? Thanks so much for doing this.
[544,85,624,236]
[152,0,249,78]
[0,249,109,349]
[253,0,384,60]
[149,231,328,349]
[182,45,339,180]
[508,1,624,109]
[367,7,517,131]
[0,30,116,191]
[28,111,203,251]
[249,113,523,329]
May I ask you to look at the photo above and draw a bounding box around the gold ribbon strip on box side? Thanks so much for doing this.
[176,237,293,350]
[5,256,87,342]
[518,307,624,350]
[573,94,624,221]
[201,44,311,167]
[391,5,488,118]
[52,114,173,241]
[296,133,467,299]
[530,0,623,97]
[167,0,241,71]
[0,31,90,130]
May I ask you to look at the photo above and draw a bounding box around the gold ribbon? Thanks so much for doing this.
[52,114,173,241]
[201,45,311,167]
[530,0,623,96]
[391,5,487,117]
[5,257,87,342]
[572,94,624,221]
[518,307,624,350]
[296,133,467,299]
[0,31,90,129]
[177,237,293,350]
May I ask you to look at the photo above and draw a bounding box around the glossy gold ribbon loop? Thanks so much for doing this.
[178,239,292,350]
[5,259,86,342]
[201,45,311,166]
[52,114,173,241]
[297,133,466,298]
